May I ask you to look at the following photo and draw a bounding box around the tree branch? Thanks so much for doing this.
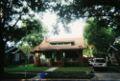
[12,9,23,28]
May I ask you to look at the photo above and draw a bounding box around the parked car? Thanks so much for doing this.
[92,58,107,69]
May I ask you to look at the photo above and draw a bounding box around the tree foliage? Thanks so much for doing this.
[84,18,116,57]
[19,17,46,48]
[1,0,44,42]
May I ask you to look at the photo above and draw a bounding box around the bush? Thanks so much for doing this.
[44,71,94,79]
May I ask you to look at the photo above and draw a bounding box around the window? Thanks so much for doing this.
[50,42,74,46]
[15,54,19,61]
[95,59,105,63]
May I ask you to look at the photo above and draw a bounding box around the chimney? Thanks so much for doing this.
[43,34,48,42]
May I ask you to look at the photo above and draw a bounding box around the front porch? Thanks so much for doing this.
[34,49,83,66]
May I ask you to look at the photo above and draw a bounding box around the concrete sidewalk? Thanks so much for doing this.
[45,67,58,72]
[31,67,58,79]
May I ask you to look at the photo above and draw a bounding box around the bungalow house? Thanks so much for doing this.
[32,38,86,66]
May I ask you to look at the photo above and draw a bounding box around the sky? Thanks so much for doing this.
[37,11,86,39]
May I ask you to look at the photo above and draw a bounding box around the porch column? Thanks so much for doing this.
[50,52,55,66]
[78,50,83,66]
[34,53,40,66]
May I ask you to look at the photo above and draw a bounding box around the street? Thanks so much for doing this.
[93,69,120,80]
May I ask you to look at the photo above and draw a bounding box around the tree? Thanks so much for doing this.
[19,17,47,49]
[84,18,116,57]
[17,17,47,65]
[0,0,43,75]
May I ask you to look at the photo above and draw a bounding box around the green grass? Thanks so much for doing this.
[55,67,91,72]
[5,64,50,72]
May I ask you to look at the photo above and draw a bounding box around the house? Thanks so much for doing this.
[5,47,34,66]
[5,47,26,66]
[107,45,120,65]
[32,38,86,66]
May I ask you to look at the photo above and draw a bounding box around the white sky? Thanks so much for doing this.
[37,11,86,39]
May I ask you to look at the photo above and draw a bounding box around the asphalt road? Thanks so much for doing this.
[93,69,120,80]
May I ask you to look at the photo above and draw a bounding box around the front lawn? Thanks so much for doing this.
[5,64,50,72]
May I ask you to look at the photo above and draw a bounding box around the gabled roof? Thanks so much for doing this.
[33,38,86,52]
[107,45,119,53]
[5,47,25,55]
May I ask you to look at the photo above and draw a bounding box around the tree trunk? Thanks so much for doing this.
[0,33,5,75]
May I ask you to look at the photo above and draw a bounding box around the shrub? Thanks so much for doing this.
[44,71,94,79]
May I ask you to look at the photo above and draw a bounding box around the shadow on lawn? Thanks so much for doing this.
[43,71,94,79]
